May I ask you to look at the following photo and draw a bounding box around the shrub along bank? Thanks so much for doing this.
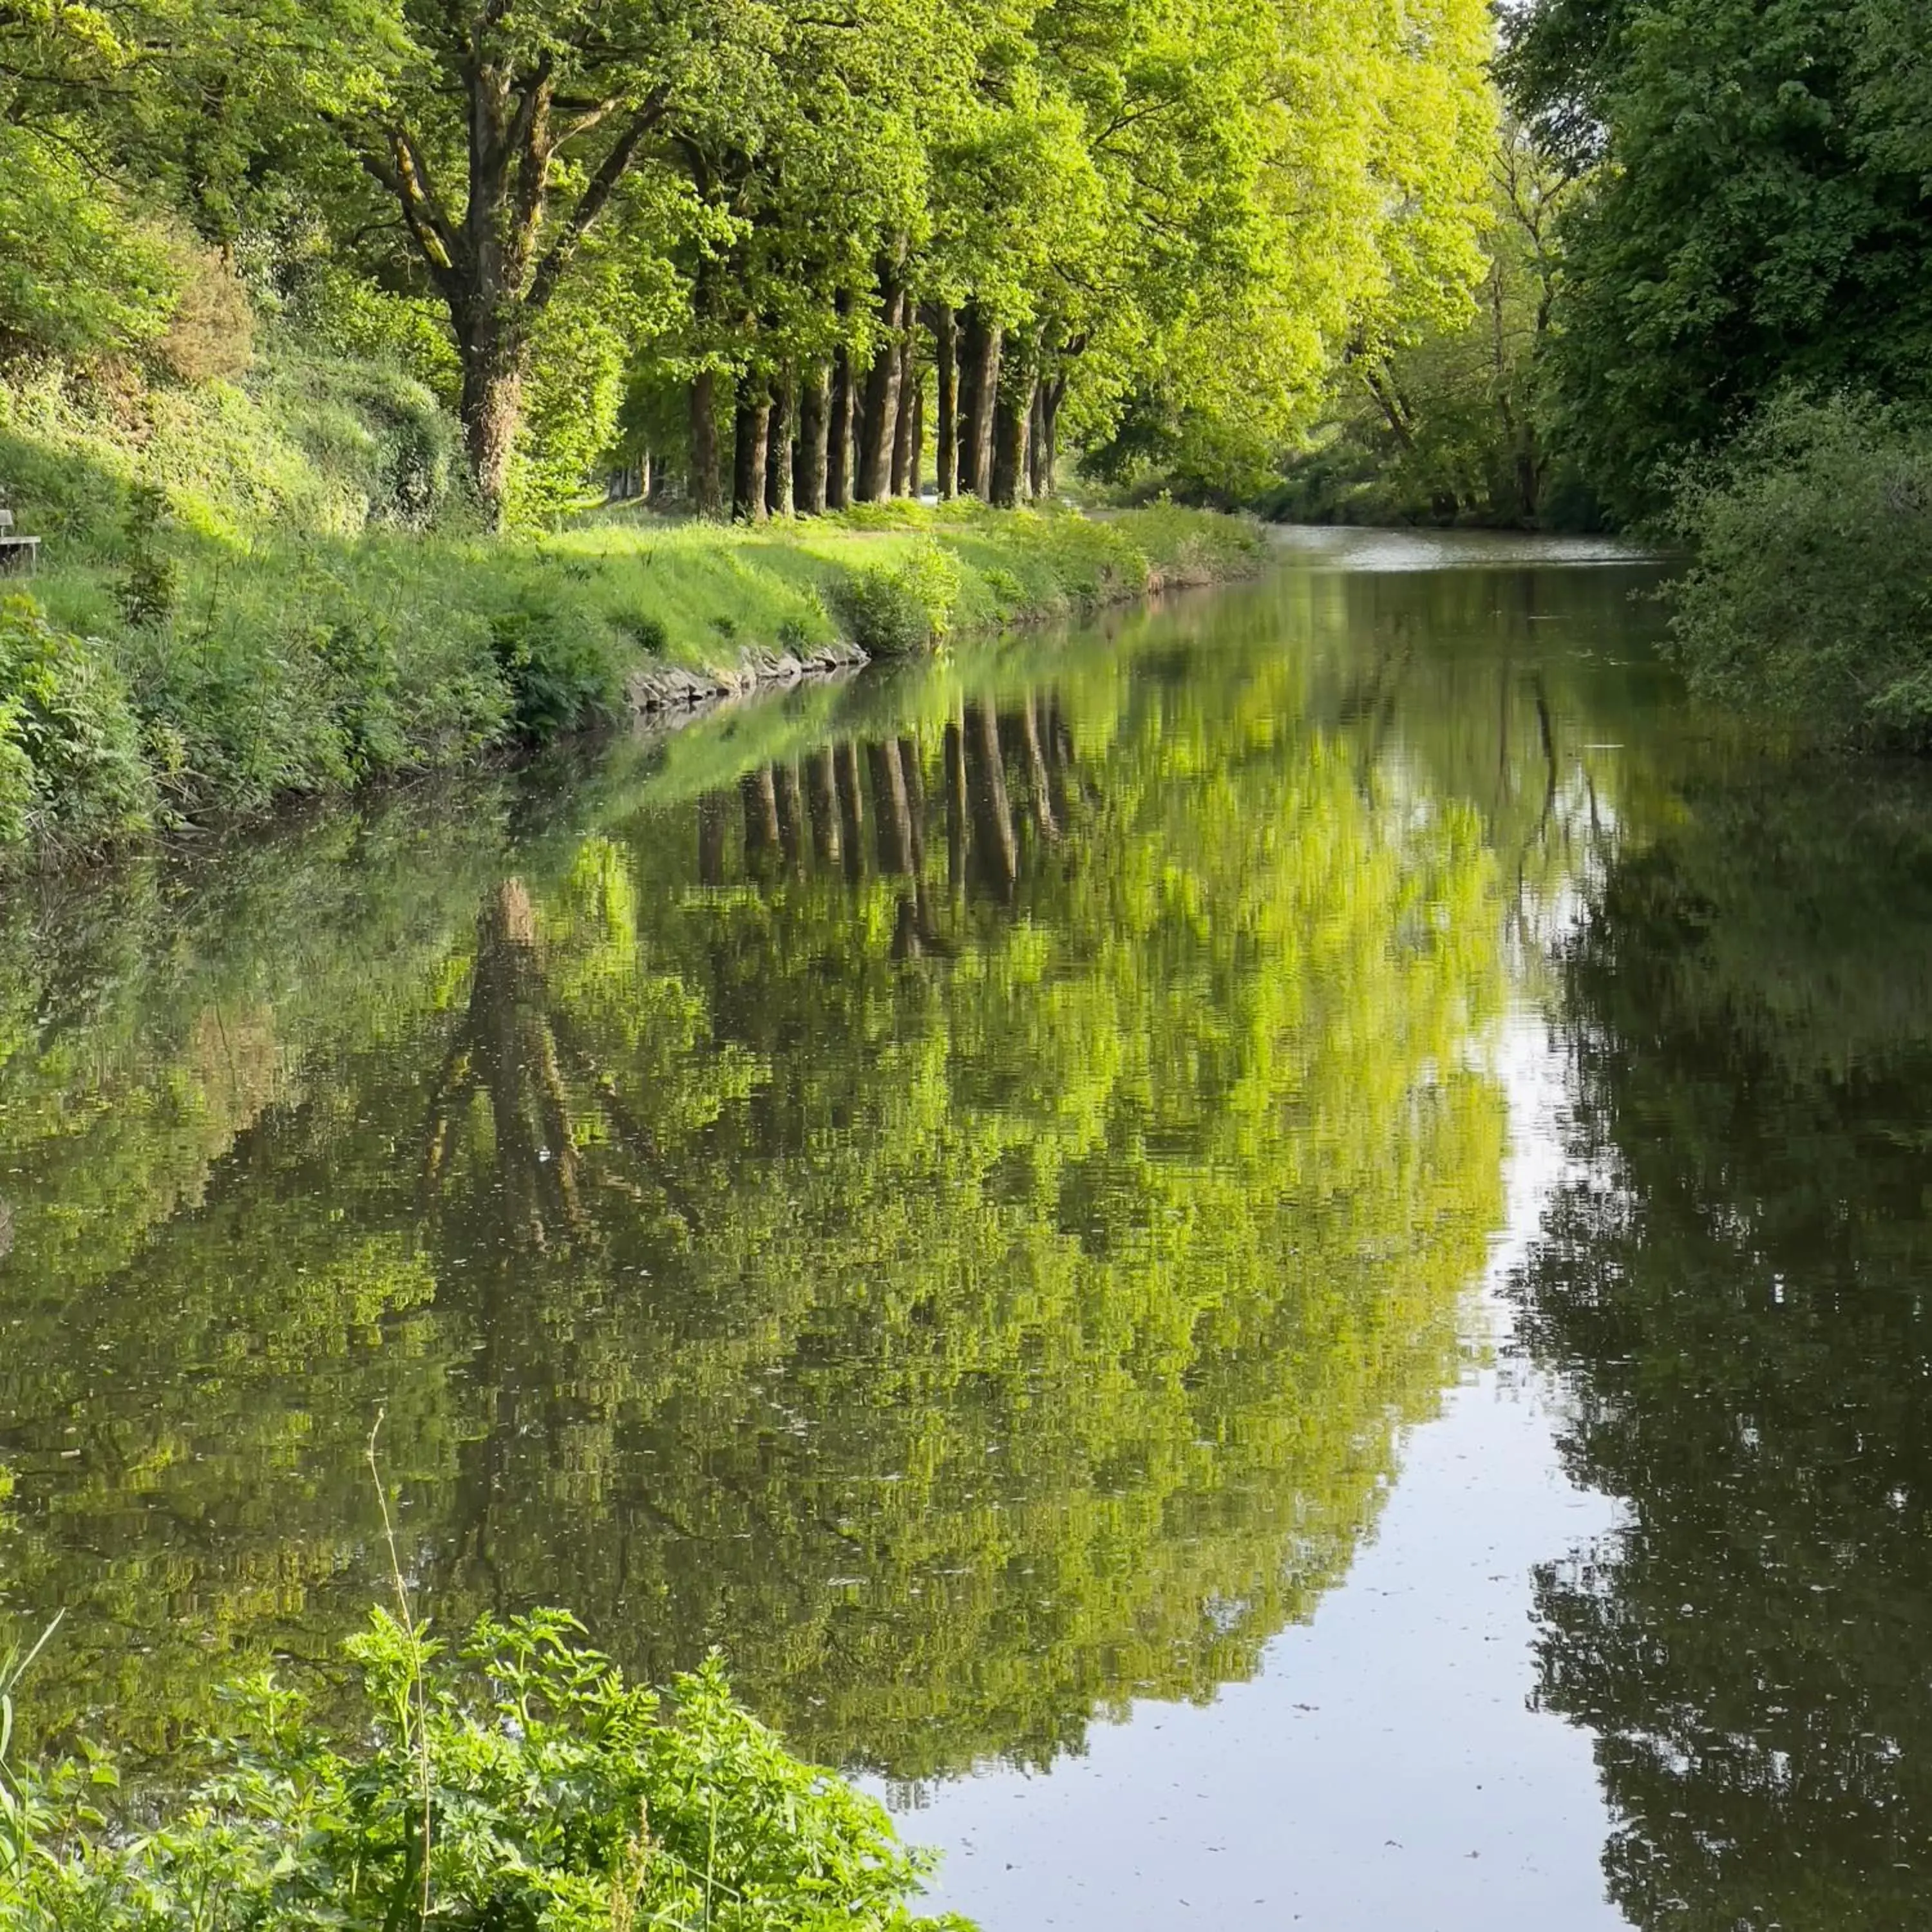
[0,352,1262,864]
[0,1606,969,1931]
[1666,394,1932,745]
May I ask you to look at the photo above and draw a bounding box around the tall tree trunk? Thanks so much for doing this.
[828,348,854,511]
[934,305,958,502]
[690,371,724,519]
[1039,374,1066,500]
[460,338,525,528]
[732,375,770,524]
[796,361,829,516]
[959,306,1002,498]
[1027,384,1046,499]
[890,336,918,496]
[955,309,980,497]
[361,71,671,529]
[909,383,925,500]
[856,276,906,502]
[991,365,1031,509]
[766,365,795,517]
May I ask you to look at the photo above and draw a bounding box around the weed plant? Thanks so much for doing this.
[0,1607,970,1932]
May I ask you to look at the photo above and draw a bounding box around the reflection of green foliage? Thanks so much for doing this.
[1518,764,1932,1930]
[0,587,1515,1783]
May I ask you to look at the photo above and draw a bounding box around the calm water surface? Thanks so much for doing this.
[6,530,1932,1927]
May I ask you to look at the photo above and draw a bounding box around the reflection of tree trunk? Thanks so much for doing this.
[945,706,967,896]
[835,739,866,883]
[1019,696,1058,840]
[868,739,915,876]
[806,747,841,867]
[965,703,1018,898]
[896,735,927,873]
[892,894,923,961]
[697,791,729,885]
[742,769,780,870]
[428,878,583,1248]
[774,761,804,871]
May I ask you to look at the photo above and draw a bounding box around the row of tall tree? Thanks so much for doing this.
[0,0,1496,523]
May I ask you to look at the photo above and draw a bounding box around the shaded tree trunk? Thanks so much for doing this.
[1027,385,1046,499]
[732,376,771,524]
[1038,373,1067,500]
[991,355,1032,509]
[909,383,925,500]
[958,305,1001,498]
[890,336,917,496]
[357,80,670,530]
[795,361,829,516]
[460,328,525,527]
[766,365,795,517]
[690,371,724,518]
[855,273,906,502]
[827,348,854,511]
[934,305,958,502]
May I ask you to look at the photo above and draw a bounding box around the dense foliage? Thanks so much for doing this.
[1501,0,1932,526]
[2,1607,965,1931]
[0,0,1499,528]
[1666,394,1932,740]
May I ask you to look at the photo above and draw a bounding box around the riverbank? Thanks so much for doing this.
[0,493,1261,864]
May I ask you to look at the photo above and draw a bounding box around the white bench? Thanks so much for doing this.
[0,506,39,574]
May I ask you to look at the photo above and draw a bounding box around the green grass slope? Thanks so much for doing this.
[0,337,1263,862]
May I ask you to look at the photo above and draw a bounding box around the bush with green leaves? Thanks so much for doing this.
[833,540,963,656]
[0,596,155,853]
[0,1608,970,1932]
[1667,393,1932,741]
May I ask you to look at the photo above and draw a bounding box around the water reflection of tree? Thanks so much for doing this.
[1515,768,1932,1929]
[0,652,1510,1785]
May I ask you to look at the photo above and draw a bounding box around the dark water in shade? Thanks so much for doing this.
[7,528,1932,1927]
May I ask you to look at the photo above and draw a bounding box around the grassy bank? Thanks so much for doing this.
[0,347,1262,862]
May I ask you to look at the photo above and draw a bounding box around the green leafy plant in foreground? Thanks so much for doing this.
[0,1608,969,1932]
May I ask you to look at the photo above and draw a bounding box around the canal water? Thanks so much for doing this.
[6,528,1932,1927]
